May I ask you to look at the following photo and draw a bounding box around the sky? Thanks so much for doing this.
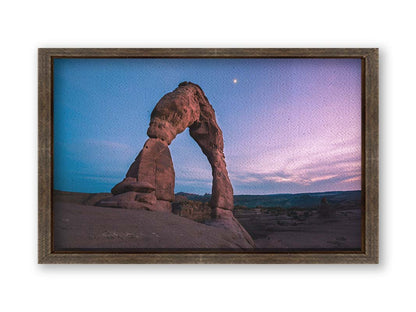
[53,58,361,195]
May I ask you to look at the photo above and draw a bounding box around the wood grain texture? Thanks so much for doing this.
[363,49,379,263]
[38,50,53,264]
[38,48,376,58]
[38,48,379,264]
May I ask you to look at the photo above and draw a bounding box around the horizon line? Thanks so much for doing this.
[53,188,361,196]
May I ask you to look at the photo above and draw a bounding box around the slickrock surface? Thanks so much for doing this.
[54,202,254,251]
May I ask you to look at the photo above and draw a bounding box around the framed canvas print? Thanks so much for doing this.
[38,48,378,263]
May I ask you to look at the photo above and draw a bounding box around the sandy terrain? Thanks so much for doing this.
[235,208,362,251]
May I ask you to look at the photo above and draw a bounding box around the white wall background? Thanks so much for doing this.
[0,1,413,311]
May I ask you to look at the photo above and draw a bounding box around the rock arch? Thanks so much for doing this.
[98,82,254,246]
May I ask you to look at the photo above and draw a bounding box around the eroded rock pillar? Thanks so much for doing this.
[189,122,234,217]
[99,138,174,212]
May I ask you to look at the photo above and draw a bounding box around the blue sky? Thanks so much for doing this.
[53,58,361,195]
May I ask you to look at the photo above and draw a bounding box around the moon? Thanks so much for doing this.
[233,78,238,84]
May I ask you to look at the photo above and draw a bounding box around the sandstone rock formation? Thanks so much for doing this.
[98,82,254,246]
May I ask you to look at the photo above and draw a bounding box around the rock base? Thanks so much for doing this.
[97,192,172,212]
[206,207,256,248]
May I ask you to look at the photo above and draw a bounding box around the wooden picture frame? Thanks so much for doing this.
[38,48,378,264]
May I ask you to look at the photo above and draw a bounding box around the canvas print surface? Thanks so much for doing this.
[52,58,362,251]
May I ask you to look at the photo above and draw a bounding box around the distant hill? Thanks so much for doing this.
[55,189,361,210]
[176,190,361,209]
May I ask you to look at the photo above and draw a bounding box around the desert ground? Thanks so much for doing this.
[53,190,362,252]
[234,206,361,250]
